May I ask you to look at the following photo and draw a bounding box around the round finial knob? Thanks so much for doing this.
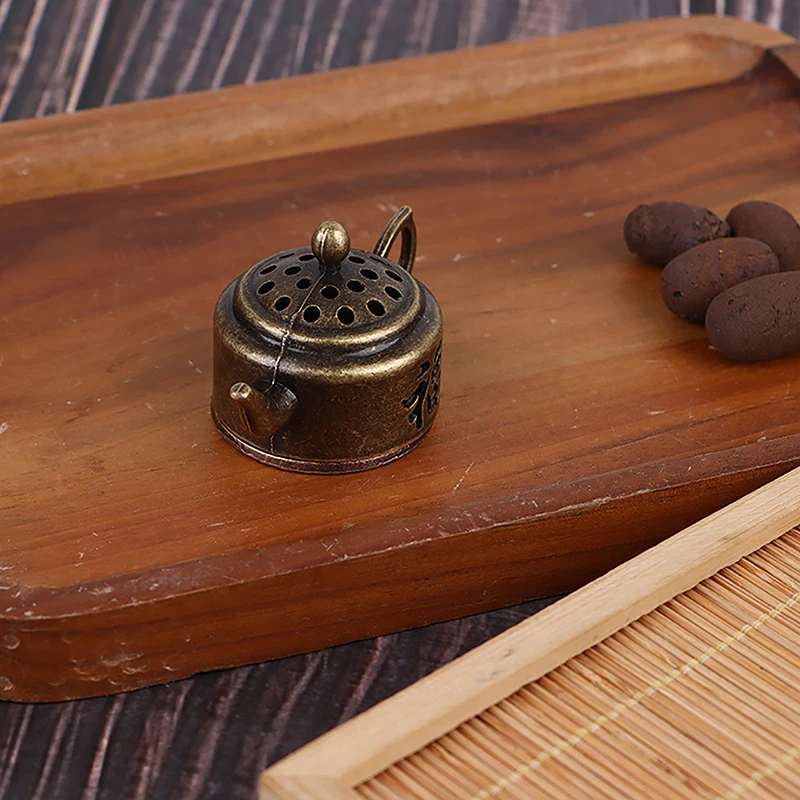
[311,220,350,273]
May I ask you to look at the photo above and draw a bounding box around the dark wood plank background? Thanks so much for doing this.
[1,2,797,798]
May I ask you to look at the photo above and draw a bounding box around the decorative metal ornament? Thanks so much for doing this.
[211,206,443,474]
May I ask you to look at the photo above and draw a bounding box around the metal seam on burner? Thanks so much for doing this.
[268,267,325,449]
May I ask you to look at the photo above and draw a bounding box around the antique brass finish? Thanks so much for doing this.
[228,381,298,437]
[310,220,351,273]
[211,206,443,473]
[374,205,416,272]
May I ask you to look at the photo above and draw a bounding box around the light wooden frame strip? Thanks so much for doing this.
[261,463,800,799]
[0,15,792,207]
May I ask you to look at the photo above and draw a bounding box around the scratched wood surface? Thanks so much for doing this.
[1,4,799,800]
[9,14,800,706]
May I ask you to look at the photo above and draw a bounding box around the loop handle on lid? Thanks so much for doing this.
[374,205,416,274]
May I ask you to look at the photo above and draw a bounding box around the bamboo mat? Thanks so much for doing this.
[357,529,800,799]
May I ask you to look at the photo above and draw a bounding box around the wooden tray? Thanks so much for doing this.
[1,17,798,702]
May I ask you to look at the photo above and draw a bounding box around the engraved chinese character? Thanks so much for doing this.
[403,342,442,430]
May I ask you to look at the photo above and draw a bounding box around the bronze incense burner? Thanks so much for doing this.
[211,206,443,474]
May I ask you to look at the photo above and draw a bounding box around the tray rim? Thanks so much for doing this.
[0,15,792,208]
[1,15,798,705]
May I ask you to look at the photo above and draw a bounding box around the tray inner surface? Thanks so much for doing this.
[3,51,800,699]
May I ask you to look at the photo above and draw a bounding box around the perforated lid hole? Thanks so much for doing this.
[367,300,386,317]
[337,307,355,325]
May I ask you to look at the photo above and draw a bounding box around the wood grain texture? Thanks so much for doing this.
[0,0,111,119]
[1,0,691,121]
[4,21,800,705]
[4,1,800,125]
[0,599,557,799]
[1,14,789,207]
[265,466,800,790]
[0,5,798,800]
